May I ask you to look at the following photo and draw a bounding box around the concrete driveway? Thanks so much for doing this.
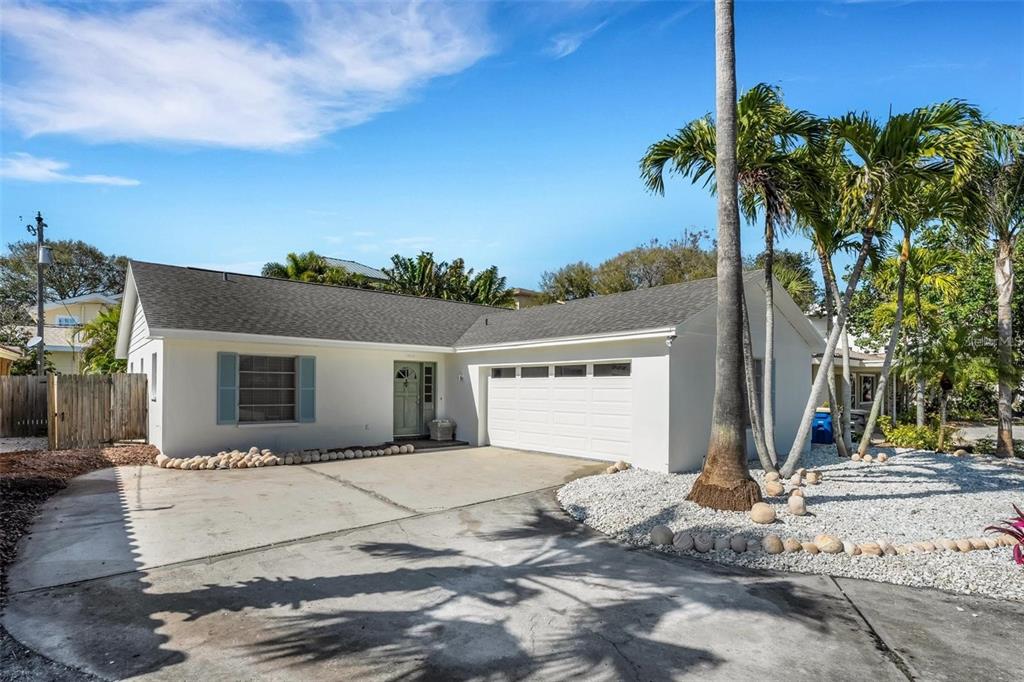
[4,446,1020,680]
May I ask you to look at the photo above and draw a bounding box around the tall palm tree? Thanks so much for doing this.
[640,84,820,469]
[855,181,963,455]
[686,0,759,509]
[469,266,515,308]
[969,124,1024,457]
[779,100,981,476]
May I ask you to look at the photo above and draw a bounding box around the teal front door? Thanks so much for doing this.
[393,362,422,436]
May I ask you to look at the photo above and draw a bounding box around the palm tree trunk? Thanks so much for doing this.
[937,390,949,452]
[762,217,779,464]
[821,266,848,458]
[686,0,761,510]
[858,232,910,456]
[743,293,777,472]
[995,237,1016,457]
[780,219,878,477]
[915,288,926,427]
[842,328,853,452]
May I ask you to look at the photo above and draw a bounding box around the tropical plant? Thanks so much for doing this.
[967,124,1024,457]
[640,83,821,469]
[985,504,1024,565]
[779,99,982,476]
[261,251,370,288]
[384,252,514,306]
[77,304,127,374]
[666,0,759,508]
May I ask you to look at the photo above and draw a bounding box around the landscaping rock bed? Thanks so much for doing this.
[557,444,1024,601]
[154,444,415,470]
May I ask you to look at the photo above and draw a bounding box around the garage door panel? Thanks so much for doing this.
[487,370,633,462]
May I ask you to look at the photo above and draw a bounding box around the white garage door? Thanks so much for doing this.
[486,362,633,459]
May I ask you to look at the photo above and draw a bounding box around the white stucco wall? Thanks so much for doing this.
[127,337,163,449]
[668,280,813,472]
[446,338,672,472]
[154,338,449,457]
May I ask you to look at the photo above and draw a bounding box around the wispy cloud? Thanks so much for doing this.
[0,2,492,150]
[545,21,607,59]
[0,153,139,186]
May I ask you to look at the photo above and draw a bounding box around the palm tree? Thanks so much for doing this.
[969,124,1024,457]
[469,266,515,308]
[779,100,981,476]
[261,251,369,287]
[855,182,964,455]
[687,0,759,509]
[640,84,820,469]
[77,305,127,374]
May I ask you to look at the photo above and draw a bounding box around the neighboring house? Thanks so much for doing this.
[21,293,121,374]
[322,257,388,283]
[509,287,542,309]
[115,261,821,472]
[807,314,892,417]
[0,344,21,375]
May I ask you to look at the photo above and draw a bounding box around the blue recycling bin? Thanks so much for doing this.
[811,411,834,444]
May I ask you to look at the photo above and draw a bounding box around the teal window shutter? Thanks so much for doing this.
[217,352,238,424]
[298,356,316,423]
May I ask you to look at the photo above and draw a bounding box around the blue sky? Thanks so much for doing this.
[1,1,1022,289]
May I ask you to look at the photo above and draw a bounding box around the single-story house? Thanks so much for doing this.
[115,261,821,472]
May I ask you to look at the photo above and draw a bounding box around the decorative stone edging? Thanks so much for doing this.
[153,444,415,470]
[603,460,632,475]
[650,525,1018,557]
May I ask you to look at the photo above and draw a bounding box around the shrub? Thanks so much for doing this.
[973,438,1024,455]
[879,419,959,451]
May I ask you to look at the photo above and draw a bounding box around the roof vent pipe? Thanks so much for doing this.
[222,272,228,282]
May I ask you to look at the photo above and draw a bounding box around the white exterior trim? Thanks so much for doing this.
[453,327,677,353]
[150,328,454,355]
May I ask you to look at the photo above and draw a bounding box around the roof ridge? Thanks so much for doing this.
[128,260,514,312]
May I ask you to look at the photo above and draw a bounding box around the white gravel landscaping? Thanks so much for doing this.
[557,444,1024,601]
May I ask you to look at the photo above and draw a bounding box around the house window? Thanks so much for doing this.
[520,366,550,378]
[554,364,587,378]
[594,362,631,377]
[56,315,79,327]
[491,367,516,379]
[744,359,764,426]
[423,364,434,404]
[238,355,296,422]
[151,352,157,401]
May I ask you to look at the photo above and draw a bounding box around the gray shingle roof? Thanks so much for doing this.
[129,261,752,349]
[452,274,750,347]
[130,261,498,347]
[322,257,387,281]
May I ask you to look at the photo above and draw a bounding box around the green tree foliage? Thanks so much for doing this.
[77,305,128,374]
[539,232,717,303]
[0,239,127,306]
[261,251,372,288]
[748,249,820,311]
[538,262,596,303]
[383,252,514,307]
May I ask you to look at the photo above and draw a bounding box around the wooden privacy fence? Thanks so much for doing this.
[0,375,49,437]
[48,373,148,449]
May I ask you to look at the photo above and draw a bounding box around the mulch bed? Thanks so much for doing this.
[0,443,157,606]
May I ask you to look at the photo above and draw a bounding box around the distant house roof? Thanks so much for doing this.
[322,257,387,281]
[123,262,818,351]
[42,292,120,312]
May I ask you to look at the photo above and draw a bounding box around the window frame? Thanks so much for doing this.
[520,365,550,379]
[237,354,298,424]
[553,364,587,378]
[593,362,631,377]
[490,367,516,379]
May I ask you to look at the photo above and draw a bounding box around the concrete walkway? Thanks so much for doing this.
[3,447,1020,680]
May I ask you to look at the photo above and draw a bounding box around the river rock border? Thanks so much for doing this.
[650,525,1018,557]
[153,444,415,470]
